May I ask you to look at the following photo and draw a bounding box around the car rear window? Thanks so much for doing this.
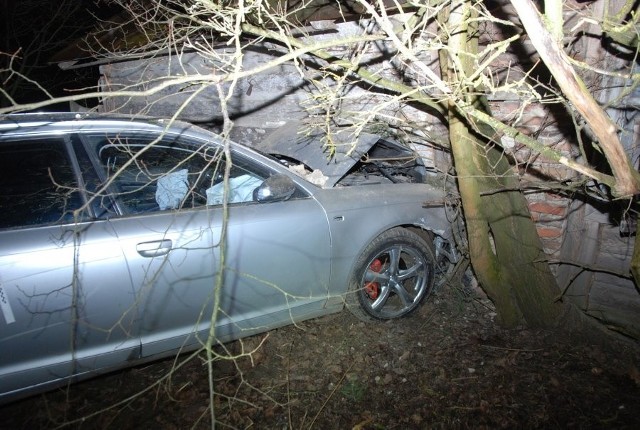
[0,138,84,229]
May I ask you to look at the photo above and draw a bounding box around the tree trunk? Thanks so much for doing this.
[442,0,566,328]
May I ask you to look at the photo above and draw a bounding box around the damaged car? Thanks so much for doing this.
[0,113,457,403]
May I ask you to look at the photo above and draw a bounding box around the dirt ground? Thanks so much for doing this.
[2,284,640,429]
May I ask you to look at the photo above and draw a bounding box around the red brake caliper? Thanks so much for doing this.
[364,258,383,299]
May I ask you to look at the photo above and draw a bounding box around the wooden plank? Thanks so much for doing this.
[556,200,599,308]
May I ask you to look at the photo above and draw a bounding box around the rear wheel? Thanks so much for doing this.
[347,228,435,321]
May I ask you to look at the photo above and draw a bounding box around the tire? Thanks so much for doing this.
[346,227,436,321]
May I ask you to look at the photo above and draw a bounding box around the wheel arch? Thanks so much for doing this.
[403,224,436,250]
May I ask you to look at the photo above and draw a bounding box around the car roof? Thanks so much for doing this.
[0,112,229,151]
[0,112,195,132]
[0,112,321,189]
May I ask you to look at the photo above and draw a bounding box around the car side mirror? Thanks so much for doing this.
[254,174,297,202]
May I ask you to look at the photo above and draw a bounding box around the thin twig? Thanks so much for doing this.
[480,345,543,353]
[307,361,355,429]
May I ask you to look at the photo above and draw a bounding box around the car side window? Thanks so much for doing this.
[84,134,269,216]
[0,138,84,229]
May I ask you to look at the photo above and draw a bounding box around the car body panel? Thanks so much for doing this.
[260,121,381,187]
[310,183,450,301]
[0,222,141,398]
[121,197,332,357]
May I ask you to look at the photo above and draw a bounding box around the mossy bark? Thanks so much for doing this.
[441,1,566,328]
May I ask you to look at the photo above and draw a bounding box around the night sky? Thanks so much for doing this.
[1,0,123,109]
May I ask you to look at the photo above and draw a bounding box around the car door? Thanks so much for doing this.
[0,136,140,401]
[81,131,332,358]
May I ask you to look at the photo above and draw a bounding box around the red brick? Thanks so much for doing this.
[536,226,563,238]
[529,201,567,217]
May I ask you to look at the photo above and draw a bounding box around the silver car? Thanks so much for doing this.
[0,113,455,404]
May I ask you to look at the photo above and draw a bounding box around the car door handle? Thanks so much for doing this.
[136,239,173,257]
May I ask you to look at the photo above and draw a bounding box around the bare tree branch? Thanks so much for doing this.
[510,0,640,197]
